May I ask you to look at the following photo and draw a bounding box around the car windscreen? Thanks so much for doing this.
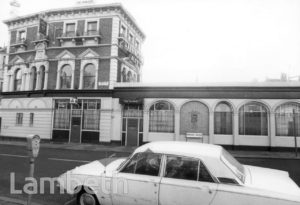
[221,149,245,183]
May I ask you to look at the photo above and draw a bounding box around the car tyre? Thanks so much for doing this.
[77,190,99,205]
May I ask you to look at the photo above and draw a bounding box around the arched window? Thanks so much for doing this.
[83,64,96,89]
[180,101,209,135]
[30,67,37,90]
[122,68,127,82]
[127,71,132,82]
[39,66,45,90]
[149,101,174,133]
[60,64,72,89]
[239,102,268,135]
[275,103,300,136]
[14,69,22,91]
[214,102,233,134]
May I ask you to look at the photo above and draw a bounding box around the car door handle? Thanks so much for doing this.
[199,185,213,194]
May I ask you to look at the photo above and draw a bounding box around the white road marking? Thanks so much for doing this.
[0,153,27,158]
[48,157,91,163]
[108,153,116,158]
[64,198,76,205]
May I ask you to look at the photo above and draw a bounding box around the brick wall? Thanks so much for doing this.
[77,20,85,36]
[48,61,58,89]
[26,26,38,50]
[74,59,81,89]
[48,22,64,47]
[98,59,110,82]
[100,18,112,44]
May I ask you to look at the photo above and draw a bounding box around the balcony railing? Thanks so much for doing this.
[118,39,143,63]
[57,31,101,42]
[32,34,49,45]
[10,38,27,48]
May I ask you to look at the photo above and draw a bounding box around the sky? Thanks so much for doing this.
[0,0,300,83]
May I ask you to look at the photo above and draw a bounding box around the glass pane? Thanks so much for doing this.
[135,153,161,176]
[239,103,268,135]
[275,103,300,136]
[83,64,96,89]
[164,156,198,181]
[61,65,72,89]
[198,163,214,183]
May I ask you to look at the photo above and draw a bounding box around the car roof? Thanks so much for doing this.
[134,141,223,159]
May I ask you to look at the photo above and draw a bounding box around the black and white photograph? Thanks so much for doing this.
[0,0,299,204]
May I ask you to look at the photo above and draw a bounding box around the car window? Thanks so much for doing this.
[164,156,199,181]
[121,152,161,176]
[198,162,214,183]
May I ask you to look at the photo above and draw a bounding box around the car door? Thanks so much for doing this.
[112,152,162,205]
[159,155,218,205]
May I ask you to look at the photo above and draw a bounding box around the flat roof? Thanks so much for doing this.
[114,81,300,88]
[4,3,145,39]
[134,141,223,159]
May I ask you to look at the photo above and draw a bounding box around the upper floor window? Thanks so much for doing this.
[121,152,162,177]
[87,21,97,35]
[135,40,140,49]
[60,64,72,89]
[83,64,96,89]
[66,23,76,37]
[120,25,126,36]
[129,33,134,43]
[18,30,26,41]
[149,101,175,133]
[14,69,22,91]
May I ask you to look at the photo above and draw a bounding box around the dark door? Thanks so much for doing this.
[127,119,138,146]
[70,110,81,143]
[0,117,2,134]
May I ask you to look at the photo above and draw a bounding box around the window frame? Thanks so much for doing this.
[29,113,34,126]
[161,154,217,183]
[16,113,23,126]
[118,152,217,184]
[85,19,99,35]
[63,21,77,37]
[119,152,163,177]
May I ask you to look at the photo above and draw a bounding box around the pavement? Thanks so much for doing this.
[0,139,299,205]
[0,139,299,160]
[0,196,41,205]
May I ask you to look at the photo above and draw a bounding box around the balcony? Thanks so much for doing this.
[57,31,102,46]
[118,36,143,65]
[32,34,49,46]
[10,38,27,52]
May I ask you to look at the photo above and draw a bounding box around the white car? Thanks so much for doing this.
[56,141,300,205]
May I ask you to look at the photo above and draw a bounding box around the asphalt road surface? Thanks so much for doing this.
[0,144,299,205]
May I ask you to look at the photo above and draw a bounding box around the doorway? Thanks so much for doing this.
[127,119,139,146]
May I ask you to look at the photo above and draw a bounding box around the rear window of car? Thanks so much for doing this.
[164,155,214,183]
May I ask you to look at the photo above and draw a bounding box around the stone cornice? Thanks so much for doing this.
[3,3,145,40]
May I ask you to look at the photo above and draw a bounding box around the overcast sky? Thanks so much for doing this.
[0,0,300,83]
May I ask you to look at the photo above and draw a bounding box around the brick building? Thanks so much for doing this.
[0,47,7,91]
[0,3,299,150]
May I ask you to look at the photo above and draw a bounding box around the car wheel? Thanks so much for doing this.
[77,191,99,205]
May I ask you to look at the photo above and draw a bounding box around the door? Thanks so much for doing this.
[0,117,2,134]
[70,110,81,143]
[159,155,218,205]
[112,152,162,205]
[126,119,138,146]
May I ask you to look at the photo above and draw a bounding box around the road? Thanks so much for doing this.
[0,144,299,205]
